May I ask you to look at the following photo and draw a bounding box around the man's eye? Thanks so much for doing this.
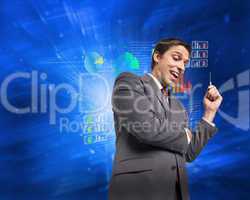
[173,56,180,61]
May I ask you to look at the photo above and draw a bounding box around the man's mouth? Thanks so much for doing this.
[170,70,179,81]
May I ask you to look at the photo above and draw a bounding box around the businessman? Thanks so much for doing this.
[108,38,223,200]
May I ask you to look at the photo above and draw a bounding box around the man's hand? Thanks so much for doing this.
[203,85,223,123]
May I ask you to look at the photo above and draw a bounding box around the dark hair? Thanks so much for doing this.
[151,38,191,70]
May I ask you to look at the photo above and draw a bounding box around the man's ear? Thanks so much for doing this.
[153,51,161,64]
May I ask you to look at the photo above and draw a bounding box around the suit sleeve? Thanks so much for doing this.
[112,72,189,154]
[185,117,218,162]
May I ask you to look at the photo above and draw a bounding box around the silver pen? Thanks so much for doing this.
[209,71,212,86]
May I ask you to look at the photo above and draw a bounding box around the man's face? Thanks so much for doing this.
[154,45,190,87]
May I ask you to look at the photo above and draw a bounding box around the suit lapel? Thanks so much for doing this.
[140,73,169,113]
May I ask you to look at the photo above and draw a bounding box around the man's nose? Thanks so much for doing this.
[177,62,185,73]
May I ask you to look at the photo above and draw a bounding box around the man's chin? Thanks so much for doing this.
[168,80,176,88]
[164,78,177,89]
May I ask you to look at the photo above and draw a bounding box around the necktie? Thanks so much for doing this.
[161,87,169,97]
[161,87,169,105]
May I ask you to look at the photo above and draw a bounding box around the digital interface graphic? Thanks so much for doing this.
[0,0,249,200]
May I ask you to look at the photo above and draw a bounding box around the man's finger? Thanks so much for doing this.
[207,87,217,95]
[208,89,219,98]
[207,86,220,96]
[206,88,216,97]
[208,85,215,90]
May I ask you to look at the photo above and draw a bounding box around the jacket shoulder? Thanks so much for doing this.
[114,72,141,84]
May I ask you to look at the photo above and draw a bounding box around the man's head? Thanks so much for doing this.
[151,38,191,88]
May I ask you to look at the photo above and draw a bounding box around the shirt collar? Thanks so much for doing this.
[147,73,163,90]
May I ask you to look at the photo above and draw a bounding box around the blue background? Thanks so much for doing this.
[0,0,249,199]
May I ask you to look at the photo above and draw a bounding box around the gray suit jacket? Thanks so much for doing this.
[108,72,218,200]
